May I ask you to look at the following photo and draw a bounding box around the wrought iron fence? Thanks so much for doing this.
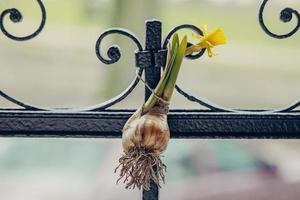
[0,0,299,199]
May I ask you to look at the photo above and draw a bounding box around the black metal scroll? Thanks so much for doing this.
[0,0,46,41]
[259,0,299,39]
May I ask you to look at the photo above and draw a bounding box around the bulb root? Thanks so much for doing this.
[115,147,167,190]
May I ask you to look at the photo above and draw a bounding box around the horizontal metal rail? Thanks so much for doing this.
[1,110,299,139]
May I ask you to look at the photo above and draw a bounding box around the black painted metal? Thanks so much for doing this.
[1,8,299,113]
[144,20,162,101]
[95,28,143,64]
[1,1,300,200]
[0,0,46,41]
[142,20,162,200]
[0,110,299,138]
[0,90,44,111]
[135,49,167,69]
[163,24,205,59]
[259,0,299,39]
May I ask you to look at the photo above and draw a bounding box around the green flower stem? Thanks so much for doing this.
[162,35,187,102]
[142,34,187,113]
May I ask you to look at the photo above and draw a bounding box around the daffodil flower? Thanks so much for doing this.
[185,25,227,57]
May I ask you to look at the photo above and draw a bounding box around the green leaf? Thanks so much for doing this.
[163,35,187,102]
[143,34,179,113]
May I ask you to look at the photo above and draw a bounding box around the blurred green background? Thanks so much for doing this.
[0,0,300,199]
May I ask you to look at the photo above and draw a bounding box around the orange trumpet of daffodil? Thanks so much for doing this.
[185,25,227,57]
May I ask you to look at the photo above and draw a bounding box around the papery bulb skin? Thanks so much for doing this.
[122,107,170,154]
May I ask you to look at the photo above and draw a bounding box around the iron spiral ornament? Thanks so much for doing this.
[95,28,143,64]
[259,0,299,39]
[163,24,206,60]
[0,28,145,111]
[0,0,46,41]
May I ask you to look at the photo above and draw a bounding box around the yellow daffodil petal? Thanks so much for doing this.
[185,25,226,58]
[192,32,203,40]
[207,47,217,57]
[206,28,227,46]
[185,45,202,56]
[205,40,214,48]
[202,24,208,34]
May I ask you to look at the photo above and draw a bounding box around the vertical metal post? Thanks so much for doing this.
[142,20,162,200]
[144,20,162,101]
